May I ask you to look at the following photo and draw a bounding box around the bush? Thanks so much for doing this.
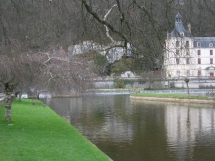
[138,79,146,84]
[114,79,125,88]
[124,79,134,85]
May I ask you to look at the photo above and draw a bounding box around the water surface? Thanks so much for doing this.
[42,95,215,161]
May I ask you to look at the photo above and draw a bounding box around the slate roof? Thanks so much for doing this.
[193,37,215,48]
[170,13,192,37]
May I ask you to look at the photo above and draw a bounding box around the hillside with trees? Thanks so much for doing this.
[1,0,215,121]
[1,0,215,72]
[1,0,215,78]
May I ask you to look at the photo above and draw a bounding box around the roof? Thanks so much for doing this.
[170,13,192,38]
[193,37,215,48]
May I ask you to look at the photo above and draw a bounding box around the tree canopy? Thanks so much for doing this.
[1,0,215,89]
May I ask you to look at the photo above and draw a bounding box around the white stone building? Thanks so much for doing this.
[164,13,215,79]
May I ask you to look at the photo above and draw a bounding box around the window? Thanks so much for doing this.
[210,73,214,78]
[176,71,180,78]
[186,41,189,48]
[176,50,179,55]
[210,58,213,64]
[197,42,201,47]
[198,58,201,64]
[187,70,190,76]
[210,50,213,55]
[176,58,180,64]
[198,70,201,76]
[209,43,213,47]
[186,58,190,64]
[198,50,201,55]
[176,41,179,47]
[186,51,190,55]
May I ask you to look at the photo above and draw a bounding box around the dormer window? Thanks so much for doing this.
[197,42,201,47]
[209,43,213,47]
[176,18,179,22]
[180,32,184,37]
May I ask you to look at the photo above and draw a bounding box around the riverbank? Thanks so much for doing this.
[84,88,145,95]
[0,99,110,161]
[86,88,145,92]
[130,93,214,104]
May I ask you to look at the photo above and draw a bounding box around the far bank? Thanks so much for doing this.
[130,93,214,104]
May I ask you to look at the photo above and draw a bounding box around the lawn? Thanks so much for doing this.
[0,99,109,161]
[131,93,209,99]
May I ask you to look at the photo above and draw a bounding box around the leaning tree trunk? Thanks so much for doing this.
[4,83,14,122]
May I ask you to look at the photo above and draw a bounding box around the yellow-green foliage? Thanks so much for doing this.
[111,58,134,75]
[114,79,125,88]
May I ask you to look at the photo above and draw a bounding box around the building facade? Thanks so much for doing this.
[164,13,215,79]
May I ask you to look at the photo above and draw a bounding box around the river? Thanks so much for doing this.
[42,94,215,161]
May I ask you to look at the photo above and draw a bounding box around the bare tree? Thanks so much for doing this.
[0,52,29,121]
[31,48,95,97]
[0,43,96,122]
[81,0,170,73]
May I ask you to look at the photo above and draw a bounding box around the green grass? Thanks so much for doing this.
[131,93,209,99]
[0,99,109,161]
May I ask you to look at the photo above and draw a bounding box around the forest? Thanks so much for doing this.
[1,0,215,69]
[1,0,215,95]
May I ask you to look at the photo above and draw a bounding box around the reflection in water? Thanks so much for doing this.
[165,104,215,161]
[42,95,215,161]
[73,95,134,143]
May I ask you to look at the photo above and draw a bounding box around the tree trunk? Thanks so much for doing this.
[18,92,22,102]
[15,90,22,101]
[5,93,12,122]
[4,83,14,122]
[184,78,190,96]
[186,82,190,96]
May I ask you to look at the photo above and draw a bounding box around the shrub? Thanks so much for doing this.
[124,79,134,85]
[114,79,125,88]
[138,79,146,84]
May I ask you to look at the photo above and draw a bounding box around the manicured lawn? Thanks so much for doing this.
[131,93,209,99]
[0,99,109,161]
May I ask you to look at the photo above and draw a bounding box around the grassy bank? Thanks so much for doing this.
[0,99,109,161]
[131,93,209,99]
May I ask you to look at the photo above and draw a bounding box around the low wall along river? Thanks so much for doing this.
[0,93,5,107]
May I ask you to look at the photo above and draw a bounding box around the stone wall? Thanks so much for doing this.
[0,97,5,108]
[93,80,165,89]
[166,78,215,89]
[93,78,215,89]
